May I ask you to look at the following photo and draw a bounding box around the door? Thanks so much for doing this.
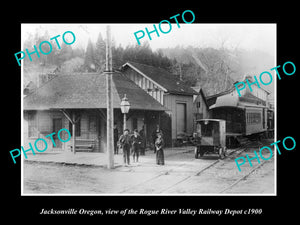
[176,103,187,135]
[53,118,62,148]
[132,117,138,130]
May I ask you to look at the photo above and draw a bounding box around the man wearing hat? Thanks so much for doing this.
[119,129,131,166]
[131,129,142,163]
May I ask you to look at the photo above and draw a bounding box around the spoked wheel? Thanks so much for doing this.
[219,147,226,159]
[195,147,199,159]
[223,147,227,158]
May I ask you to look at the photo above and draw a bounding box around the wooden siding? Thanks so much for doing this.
[23,110,104,152]
[23,110,70,152]
[123,67,164,105]
[192,94,209,132]
[23,108,166,152]
[164,94,194,139]
[193,94,209,119]
[123,66,195,141]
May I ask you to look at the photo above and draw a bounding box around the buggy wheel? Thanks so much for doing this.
[223,147,227,157]
[219,147,225,159]
[194,147,199,159]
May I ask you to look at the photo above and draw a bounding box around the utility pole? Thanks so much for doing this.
[123,112,127,131]
[72,112,76,154]
[105,25,114,169]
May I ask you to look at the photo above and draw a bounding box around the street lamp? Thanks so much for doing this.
[120,94,130,130]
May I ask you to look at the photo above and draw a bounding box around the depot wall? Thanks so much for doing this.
[23,110,103,152]
[24,110,69,152]
[164,94,194,139]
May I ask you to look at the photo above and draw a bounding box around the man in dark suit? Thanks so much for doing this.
[119,129,131,166]
[131,129,142,163]
[113,123,119,154]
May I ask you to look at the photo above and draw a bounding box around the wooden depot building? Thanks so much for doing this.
[23,61,199,152]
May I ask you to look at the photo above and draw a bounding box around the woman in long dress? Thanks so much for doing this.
[155,133,165,165]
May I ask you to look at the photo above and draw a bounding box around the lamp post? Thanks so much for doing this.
[120,94,130,130]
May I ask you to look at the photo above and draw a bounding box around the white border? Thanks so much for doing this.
[21,23,277,196]
[274,23,277,196]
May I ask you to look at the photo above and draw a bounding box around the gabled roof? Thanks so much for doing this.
[121,61,198,96]
[191,86,209,108]
[24,72,167,111]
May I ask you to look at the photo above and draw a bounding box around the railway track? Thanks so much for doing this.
[157,146,249,194]
[164,140,273,194]
[219,159,269,193]
[120,139,273,194]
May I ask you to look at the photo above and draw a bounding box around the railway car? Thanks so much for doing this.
[210,105,268,136]
[266,108,274,138]
[207,87,274,147]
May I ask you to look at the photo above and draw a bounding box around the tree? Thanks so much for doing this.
[112,44,124,70]
[84,39,96,72]
[23,32,35,66]
[23,29,54,66]
[59,57,84,73]
[95,32,106,72]
[56,44,73,66]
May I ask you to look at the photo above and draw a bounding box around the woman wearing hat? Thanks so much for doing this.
[155,133,165,165]
[151,124,163,153]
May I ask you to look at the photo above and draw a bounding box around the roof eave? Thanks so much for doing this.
[122,62,168,92]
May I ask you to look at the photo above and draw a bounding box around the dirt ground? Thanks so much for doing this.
[23,144,275,195]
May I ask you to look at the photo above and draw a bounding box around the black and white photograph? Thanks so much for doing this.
[3,4,299,221]
[20,23,276,195]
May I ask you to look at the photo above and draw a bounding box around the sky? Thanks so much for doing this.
[21,23,276,57]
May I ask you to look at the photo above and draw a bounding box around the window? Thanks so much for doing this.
[247,112,261,124]
[196,101,201,108]
[28,111,38,137]
[200,121,213,136]
[89,116,97,132]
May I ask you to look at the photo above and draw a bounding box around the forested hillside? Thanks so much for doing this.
[159,46,274,96]
[23,31,274,97]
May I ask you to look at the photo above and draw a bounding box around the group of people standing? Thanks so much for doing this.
[114,124,165,166]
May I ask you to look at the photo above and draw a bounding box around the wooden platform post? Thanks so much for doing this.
[72,112,76,154]
[60,109,80,154]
